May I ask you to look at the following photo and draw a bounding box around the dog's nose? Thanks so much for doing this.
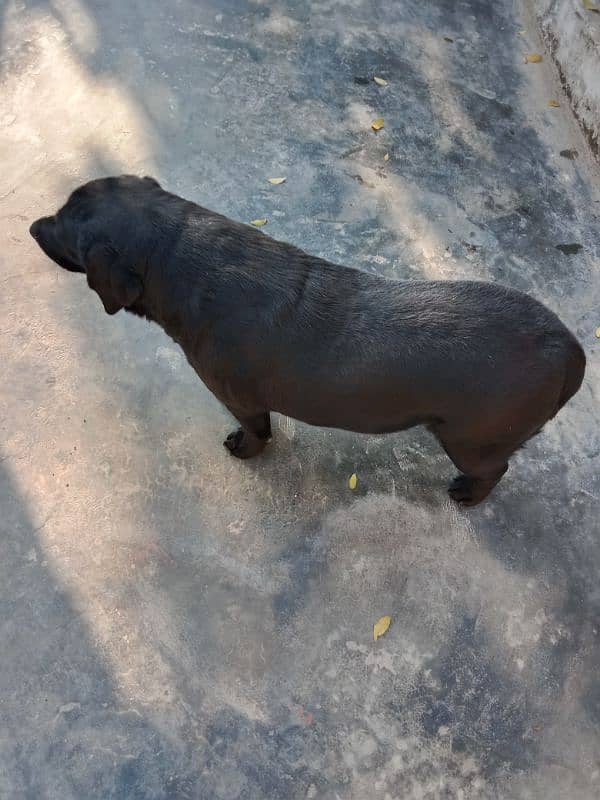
[29,219,42,239]
[29,216,54,240]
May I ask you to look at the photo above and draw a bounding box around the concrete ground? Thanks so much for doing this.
[1,0,600,797]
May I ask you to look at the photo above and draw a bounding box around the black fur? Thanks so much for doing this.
[29,175,586,505]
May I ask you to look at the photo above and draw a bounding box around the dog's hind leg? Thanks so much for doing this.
[433,433,515,506]
[223,408,272,459]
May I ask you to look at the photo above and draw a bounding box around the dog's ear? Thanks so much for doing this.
[81,239,143,315]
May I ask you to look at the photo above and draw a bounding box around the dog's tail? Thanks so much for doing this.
[555,335,586,416]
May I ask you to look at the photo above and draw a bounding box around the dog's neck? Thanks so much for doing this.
[125,252,216,349]
[125,294,208,354]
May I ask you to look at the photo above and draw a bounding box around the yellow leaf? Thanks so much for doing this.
[524,53,543,63]
[595,327,600,338]
[583,0,599,11]
[267,177,286,185]
[250,218,268,227]
[383,152,390,161]
[348,473,358,490]
[548,99,560,108]
[371,117,385,131]
[373,615,391,641]
[373,76,388,86]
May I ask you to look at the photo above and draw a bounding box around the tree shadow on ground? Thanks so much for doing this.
[3,0,600,796]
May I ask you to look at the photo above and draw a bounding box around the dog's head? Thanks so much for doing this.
[29,175,161,315]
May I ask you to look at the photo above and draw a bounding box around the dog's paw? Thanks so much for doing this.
[223,428,268,459]
[449,474,499,506]
[448,475,480,506]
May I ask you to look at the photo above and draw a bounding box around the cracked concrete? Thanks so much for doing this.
[1,0,600,798]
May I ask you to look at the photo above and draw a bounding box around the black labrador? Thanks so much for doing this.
[29,175,585,505]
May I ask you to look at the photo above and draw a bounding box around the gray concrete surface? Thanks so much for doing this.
[1,1,600,798]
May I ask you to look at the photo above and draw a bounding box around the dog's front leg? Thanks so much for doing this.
[223,406,272,459]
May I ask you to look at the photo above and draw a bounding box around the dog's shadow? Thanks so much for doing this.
[244,413,451,516]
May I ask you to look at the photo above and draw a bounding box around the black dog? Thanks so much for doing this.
[30,175,585,505]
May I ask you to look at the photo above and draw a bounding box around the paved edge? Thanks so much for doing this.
[532,0,600,157]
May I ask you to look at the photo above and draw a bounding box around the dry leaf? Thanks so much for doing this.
[373,76,388,86]
[583,0,599,11]
[524,53,543,63]
[348,473,358,490]
[267,177,286,185]
[595,327,600,339]
[371,117,385,131]
[548,99,560,108]
[373,615,391,641]
[250,218,268,227]
[383,153,390,161]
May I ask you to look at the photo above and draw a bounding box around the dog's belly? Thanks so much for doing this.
[284,407,439,434]
[267,371,444,434]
